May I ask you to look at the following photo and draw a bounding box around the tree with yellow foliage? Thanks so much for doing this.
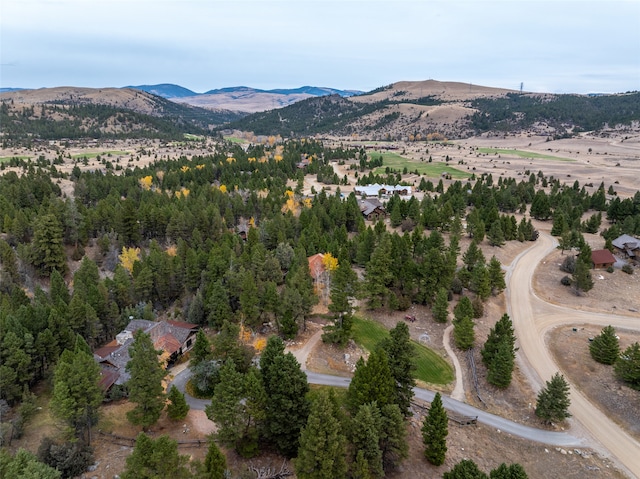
[322,253,338,272]
[282,190,299,215]
[139,175,153,191]
[119,246,140,274]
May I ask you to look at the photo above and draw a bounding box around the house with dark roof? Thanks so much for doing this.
[359,198,386,220]
[94,319,198,389]
[591,249,616,269]
[612,234,640,258]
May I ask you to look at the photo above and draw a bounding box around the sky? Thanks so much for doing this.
[1,0,639,94]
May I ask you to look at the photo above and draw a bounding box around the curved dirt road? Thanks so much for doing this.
[507,232,640,478]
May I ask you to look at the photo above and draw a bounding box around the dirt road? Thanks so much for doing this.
[507,232,640,478]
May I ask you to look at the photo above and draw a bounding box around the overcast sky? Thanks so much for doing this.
[1,0,639,94]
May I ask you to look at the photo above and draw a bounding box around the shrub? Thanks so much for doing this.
[559,255,576,274]
[606,265,614,273]
[450,277,463,295]
[560,276,572,286]
[471,296,484,318]
[38,437,94,479]
[622,264,634,275]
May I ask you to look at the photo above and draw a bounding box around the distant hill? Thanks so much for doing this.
[225,80,640,139]
[173,85,362,113]
[126,83,199,98]
[0,87,245,144]
[3,84,363,115]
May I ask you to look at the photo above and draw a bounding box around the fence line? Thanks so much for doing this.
[411,401,477,426]
[96,430,206,448]
[467,348,486,407]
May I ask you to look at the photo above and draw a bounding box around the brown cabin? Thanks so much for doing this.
[591,249,616,269]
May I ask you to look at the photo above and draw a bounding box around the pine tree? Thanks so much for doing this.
[550,212,568,236]
[488,256,506,295]
[205,360,245,450]
[614,342,640,390]
[211,320,252,373]
[191,329,213,367]
[380,322,416,417]
[259,335,285,380]
[262,352,310,457]
[453,315,475,350]
[121,433,191,479]
[126,330,166,429]
[167,385,190,420]
[50,336,103,444]
[378,403,408,472]
[530,190,551,220]
[323,254,358,346]
[489,463,529,479]
[589,325,620,365]
[346,349,395,415]
[487,221,505,247]
[351,404,384,479]
[0,448,61,479]
[470,263,491,300]
[364,233,394,309]
[294,390,348,479]
[481,313,517,368]
[201,439,227,479]
[239,367,267,458]
[352,450,373,479]
[49,268,70,306]
[31,213,67,276]
[486,340,515,389]
[422,392,448,466]
[444,459,488,479]
[432,288,449,323]
[572,243,593,295]
[453,296,474,322]
[535,372,571,423]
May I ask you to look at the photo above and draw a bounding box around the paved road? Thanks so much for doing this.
[171,367,583,448]
[507,232,640,478]
[170,367,211,410]
[305,371,583,448]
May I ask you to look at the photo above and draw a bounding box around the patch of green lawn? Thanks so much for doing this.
[224,136,246,144]
[0,155,31,162]
[183,133,205,140]
[352,316,453,385]
[370,150,471,179]
[476,147,574,161]
[71,151,128,159]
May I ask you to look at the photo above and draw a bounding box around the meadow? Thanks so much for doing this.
[370,150,471,178]
[352,316,454,385]
[476,147,574,161]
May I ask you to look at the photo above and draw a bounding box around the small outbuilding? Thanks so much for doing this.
[591,249,616,269]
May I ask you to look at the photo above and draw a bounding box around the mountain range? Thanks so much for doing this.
[1,83,362,114]
[125,83,361,99]
[1,80,638,140]
[126,84,361,113]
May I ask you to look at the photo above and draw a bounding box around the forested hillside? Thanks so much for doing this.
[469,92,640,134]
[0,89,244,147]
[225,94,388,136]
[226,88,640,139]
